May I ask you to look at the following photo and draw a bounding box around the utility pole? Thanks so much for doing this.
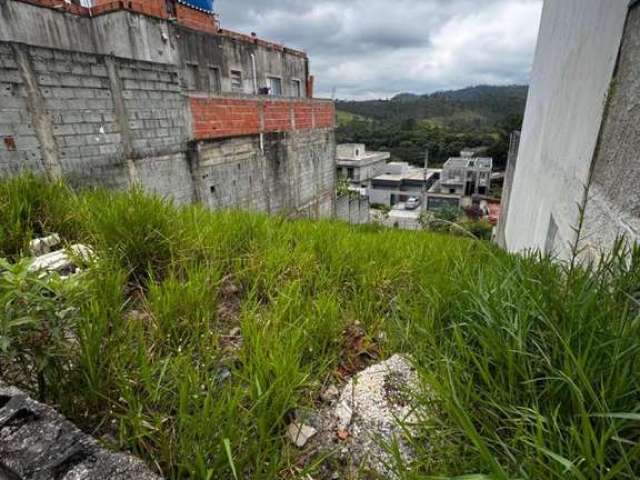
[422,149,429,215]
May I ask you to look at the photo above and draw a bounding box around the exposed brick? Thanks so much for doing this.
[175,4,218,34]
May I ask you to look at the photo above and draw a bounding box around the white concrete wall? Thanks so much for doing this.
[504,0,630,258]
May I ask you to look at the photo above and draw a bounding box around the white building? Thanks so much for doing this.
[501,0,640,259]
[336,144,390,187]
[439,157,492,197]
[369,162,440,208]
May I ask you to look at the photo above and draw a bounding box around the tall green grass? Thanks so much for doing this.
[0,174,638,479]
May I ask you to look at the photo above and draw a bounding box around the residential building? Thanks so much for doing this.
[336,144,390,187]
[369,162,440,207]
[424,154,493,211]
[0,0,335,218]
[500,0,640,259]
[439,157,493,196]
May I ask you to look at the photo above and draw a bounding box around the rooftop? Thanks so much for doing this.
[444,157,493,170]
[373,168,441,184]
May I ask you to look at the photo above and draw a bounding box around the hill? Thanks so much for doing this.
[337,85,528,127]
[335,85,528,168]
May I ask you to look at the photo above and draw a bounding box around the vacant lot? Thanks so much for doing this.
[1,175,639,479]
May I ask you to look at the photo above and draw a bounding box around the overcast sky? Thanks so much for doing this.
[216,0,543,100]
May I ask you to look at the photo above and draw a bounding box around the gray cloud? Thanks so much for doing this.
[216,0,542,99]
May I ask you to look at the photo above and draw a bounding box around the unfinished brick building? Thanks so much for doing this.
[0,0,336,217]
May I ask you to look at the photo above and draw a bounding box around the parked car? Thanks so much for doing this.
[405,197,421,210]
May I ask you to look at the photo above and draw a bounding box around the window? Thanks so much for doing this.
[185,63,200,91]
[291,79,302,97]
[209,66,221,94]
[230,70,243,92]
[347,167,354,179]
[267,76,282,96]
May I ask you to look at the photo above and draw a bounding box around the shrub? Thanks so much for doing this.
[0,258,84,400]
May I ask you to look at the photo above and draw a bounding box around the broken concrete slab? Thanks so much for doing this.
[28,244,94,276]
[0,383,162,480]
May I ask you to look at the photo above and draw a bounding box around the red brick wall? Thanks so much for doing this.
[191,98,261,140]
[91,0,168,18]
[264,101,292,132]
[314,102,335,129]
[176,4,217,34]
[91,0,168,19]
[293,103,314,130]
[191,97,334,141]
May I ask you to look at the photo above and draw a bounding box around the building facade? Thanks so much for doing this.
[336,143,390,187]
[369,162,440,208]
[439,157,492,197]
[0,0,336,217]
[501,0,640,259]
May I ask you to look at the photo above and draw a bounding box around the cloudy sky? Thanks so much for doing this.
[216,0,543,100]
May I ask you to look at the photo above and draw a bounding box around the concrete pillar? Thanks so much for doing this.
[11,43,62,180]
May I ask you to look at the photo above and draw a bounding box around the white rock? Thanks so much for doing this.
[29,234,61,256]
[28,244,94,275]
[287,422,318,448]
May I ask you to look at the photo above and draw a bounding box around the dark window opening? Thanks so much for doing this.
[291,79,302,97]
[185,63,200,91]
[3,136,16,152]
[231,70,243,92]
[267,76,282,96]
[209,66,221,94]
[210,185,216,194]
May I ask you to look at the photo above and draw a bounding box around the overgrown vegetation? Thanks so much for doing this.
[419,206,494,241]
[1,175,639,479]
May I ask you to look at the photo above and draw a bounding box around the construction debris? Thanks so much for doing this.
[315,355,424,478]
[29,234,61,256]
[28,244,94,276]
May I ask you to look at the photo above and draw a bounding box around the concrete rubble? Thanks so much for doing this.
[29,234,61,256]
[28,243,94,277]
[300,355,424,478]
[0,383,161,480]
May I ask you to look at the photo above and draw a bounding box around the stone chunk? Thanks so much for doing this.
[29,234,61,256]
[287,422,318,448]
[0,382,162,480]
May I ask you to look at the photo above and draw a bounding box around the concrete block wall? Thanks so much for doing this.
[336,195,370,225]
[194,128,335,217]
[33,46,124,188]
[0,43,44,176]
[0,41,195,202]
[0,0,336,218]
